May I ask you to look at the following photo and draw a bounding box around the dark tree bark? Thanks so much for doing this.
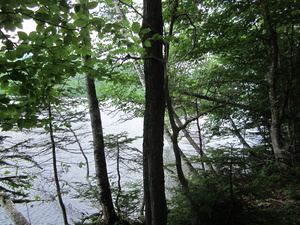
[85,72,119,224]
[261,1,287,168]
[80,1,119,222]
[165,88,202,225]
[48,105,69,225]
[142,0,167,224]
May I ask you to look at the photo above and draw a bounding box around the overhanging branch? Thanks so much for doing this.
[182,91,250,109]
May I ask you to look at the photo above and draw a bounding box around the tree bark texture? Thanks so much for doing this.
[261,1,287,168]
[85,72,119,224]
[0,193,30,225]
[142,0,167,224]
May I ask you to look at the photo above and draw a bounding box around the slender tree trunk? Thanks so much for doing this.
[0,192,30,225]
[142,0,167,224]
[116,139,122,216]
[48,105,69,225]
[85,72,119,224]
[164,125,198,174]
[261,1,287,168]
[165,88,202,225]
[78,1,119,222]
[173,112,214,171]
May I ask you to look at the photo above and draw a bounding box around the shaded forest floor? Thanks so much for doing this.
[76,164,300,225]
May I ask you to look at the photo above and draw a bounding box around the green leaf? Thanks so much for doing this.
[1,80,9,90]
[2,123,13,131]
[90,18,105,29]
[87,1,98,9]
[127,45,136,53]
[0,65,6,73]
[48,4,61,13]
[15,48,25,58]
[59,1,70,13]
[0,94,10,104]
[98,32,104,39]
[0,75,10,83]
[17,119,25,129]
[144,39,151,47]
[131,22,140,34]
[74,4,81,13]
[35,12,51,21]
[28,32,38,41]
[18,44,32,53]
[103,23,113,32]
[5,40,14,50]
[58,47,69,59]
[63,35,73,45]
[74,18,89,28]
[79,0,88,4]
[5,51,16,60]
[140,28,151,36]
[85,58,98,68]
[18,31,28,41]
[4,171,11,175]
[10,71,26,81]
[4,21,16,31]
[8,85,20,94]
[164,35,173,44]
[50,15,61,24]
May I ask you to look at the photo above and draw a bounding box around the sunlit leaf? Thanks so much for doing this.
[131,22,140,34]
[144,40,151,47]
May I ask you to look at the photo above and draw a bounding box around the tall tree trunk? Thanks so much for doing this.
[79,1,119,222]
[142,0,167,224]
[48,105,69,225]
[85,72,119,224]
[165,88,202,225]
[163,1,201,223]
[261,1,287,168]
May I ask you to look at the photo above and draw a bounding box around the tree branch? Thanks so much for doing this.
[182,91,250,109]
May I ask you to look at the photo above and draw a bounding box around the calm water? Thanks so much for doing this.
[0,104,146,224]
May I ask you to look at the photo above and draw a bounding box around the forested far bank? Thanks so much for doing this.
[1,0,300,224]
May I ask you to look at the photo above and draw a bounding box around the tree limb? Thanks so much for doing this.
[182,91,250,109]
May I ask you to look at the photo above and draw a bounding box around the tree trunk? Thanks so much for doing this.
[164,125,198,174]
[85,72,119,224]
[48,105,69,225]
[142,0,167,224]
[0,193,30,225]
[165,88,202,225]
[261,1,287,168]
[173,112,214,171]
[79,1,119,222]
